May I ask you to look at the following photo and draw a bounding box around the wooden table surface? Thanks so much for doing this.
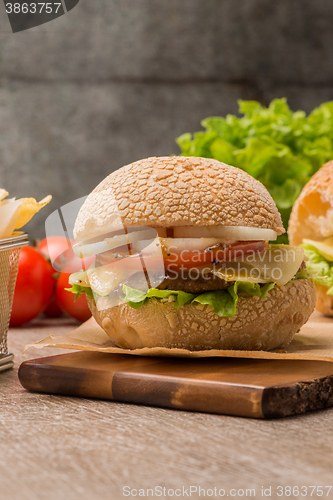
[2,319,333,500]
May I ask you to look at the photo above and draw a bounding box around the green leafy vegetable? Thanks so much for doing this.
[192,285,238,317]
[302,244,333,294]
[65,284,95,302]
[236,281,276,299]
[293,268,309,281]
[121,281,278,317]
[67,269,310,317]
[122,285,196,310]
[176,99,333,243]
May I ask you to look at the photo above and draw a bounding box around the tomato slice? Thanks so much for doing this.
[96,240,267,272]
[164,240,267,269]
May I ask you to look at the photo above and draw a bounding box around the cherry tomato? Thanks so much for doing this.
[38,236,88,273]
[38,236,94,317]
[10,246,55,326]
[56,272,92,323]
[43,296,63,318]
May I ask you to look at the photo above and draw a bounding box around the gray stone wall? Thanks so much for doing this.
[0,0,333,238]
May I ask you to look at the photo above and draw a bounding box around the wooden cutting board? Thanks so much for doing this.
[18,352,333,419]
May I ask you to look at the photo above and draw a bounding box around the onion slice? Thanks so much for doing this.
[160,238,234,253]
[173,225,278,241]
[73,228,158,258]
[73,225,278,258]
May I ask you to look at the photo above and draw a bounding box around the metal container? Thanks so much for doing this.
[0,234,29,372]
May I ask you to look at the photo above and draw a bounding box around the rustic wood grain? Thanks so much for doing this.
[2,318,333,499]
[18,352,333,419]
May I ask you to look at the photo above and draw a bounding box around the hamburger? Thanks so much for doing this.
[289,160,333,316]
[69,156,315,351]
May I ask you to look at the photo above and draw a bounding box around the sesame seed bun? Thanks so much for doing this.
[314,284,333,317]
[288,160,333,246]
[74,156,284,242]
[313,284,333,317]
[74,156,315,351]
[87,279,316,351]
[288,161,333,317]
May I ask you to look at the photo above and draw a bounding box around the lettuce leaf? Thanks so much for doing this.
[67,261,309,314]
[67,268,310,316]
[176,98,333,243]
[236,281,276,298]
[121,285,196,310]
[191,285,238,317]
[302,244,333,294]
[121,281,277,317]
[65,284,95,301]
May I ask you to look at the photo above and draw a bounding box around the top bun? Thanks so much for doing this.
[288,160,333,245]
[74,156,284,242]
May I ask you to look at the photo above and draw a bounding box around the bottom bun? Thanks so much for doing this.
[88,279,316,351]
[315,284,333,317]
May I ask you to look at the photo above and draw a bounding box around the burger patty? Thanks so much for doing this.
[157,261,307,293]
[121,269,232,294]
[119,261,307,295]
[157,271,233,293]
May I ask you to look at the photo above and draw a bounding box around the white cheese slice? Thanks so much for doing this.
[210,245,304,286]
[87,265,139,297]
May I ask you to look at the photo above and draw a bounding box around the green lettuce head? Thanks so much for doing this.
[177,99,333,243]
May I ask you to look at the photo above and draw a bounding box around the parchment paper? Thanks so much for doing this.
[24,310,333,361]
